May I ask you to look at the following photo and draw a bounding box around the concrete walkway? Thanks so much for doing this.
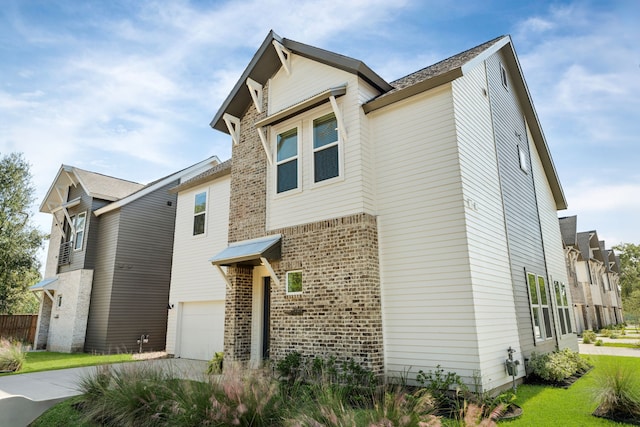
[579,342,640,357]
[0,358,208,427]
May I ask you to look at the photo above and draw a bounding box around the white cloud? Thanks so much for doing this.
[565,181,640,212]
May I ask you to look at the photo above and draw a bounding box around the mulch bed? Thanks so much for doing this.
[523,368,592,389]
[593,405,640,426]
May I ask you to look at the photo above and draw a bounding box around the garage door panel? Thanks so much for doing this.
[178,301,224,360]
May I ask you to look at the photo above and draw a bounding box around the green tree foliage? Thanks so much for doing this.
[614,243,640,322]
[0,153,46,314]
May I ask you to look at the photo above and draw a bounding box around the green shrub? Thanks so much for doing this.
[528,349,592,383]
[591,360,640,418]
[609,333,619,339]
[582,330,597,344]
[595,340,603,346]
[0,338,26,372]
[206,351,223,374]
[416,365,467,409]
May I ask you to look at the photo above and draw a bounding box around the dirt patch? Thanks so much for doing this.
[132,351,169,361]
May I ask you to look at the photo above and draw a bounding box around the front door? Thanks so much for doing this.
[262,277,271,360]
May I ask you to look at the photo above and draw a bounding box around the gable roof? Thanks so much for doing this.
[559,215,578,247]
[211,32,566,210]
[169,159,232,194]
[210,30,392,133]
[40,166,144,213]
[94,156,220,217]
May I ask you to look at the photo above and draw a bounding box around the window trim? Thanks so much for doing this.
[554,280,573,336]
[527,272,553,342]
[285,270,303,295]
[193,190,208,236]
[275,126,301,195]
[312,112,342,185]
[56,294,63,309]
[73,211,87,252]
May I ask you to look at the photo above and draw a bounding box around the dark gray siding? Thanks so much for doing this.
[83,198,111,269]
[103,181,178,353]
[84,210,120,352]
[486,51,556,357]
[58,185,96,273]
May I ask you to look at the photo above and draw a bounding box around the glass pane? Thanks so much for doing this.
[554,281,562,305]
[277,129,297,162]
[74,231,84,250]
[313,114,337,149]
[193,213,205,235]
[538,276,547,305]
[564,308,572,333]
[194,192,207,214]
[75,213,86,232]
[532,307,542,339]
[314,145,339,182]
[287,271,302,293]
[561,284,569,306]
[558,307,567,335]
[528,273,538,305]
[543,307,553,338]
[277,159,297,193]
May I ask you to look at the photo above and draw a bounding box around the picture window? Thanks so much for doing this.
[527,272,553,341]
[286,270,302,295]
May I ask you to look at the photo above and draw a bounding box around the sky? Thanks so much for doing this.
[0,0,638,269]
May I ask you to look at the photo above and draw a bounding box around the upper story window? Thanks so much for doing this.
[193,191,207,235]
[313,113,339,183]
[500,63,508,89]
[286,270,302,295]
[527,272,553,342]
[73,212,86,251]
[276,128,299,193]
[518,145,528,173]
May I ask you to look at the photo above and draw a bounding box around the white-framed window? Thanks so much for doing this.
[527,272,553,341]
[500,63,508,89]
[276,128,299,193]
[286,270,302,295]
[518,145,528,173]
[57,294,63,308]
[73,212,86,251]
[193,191,207,235]
[554,281,573,335]
[313,113,340,183]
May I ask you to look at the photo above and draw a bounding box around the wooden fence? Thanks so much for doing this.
[0,315,38,344]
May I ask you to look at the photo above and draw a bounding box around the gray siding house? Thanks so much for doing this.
[32,158,218,353]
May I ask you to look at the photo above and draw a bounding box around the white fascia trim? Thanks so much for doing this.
[257,128,273,165]
[272,40,291,75]
[260,257,281,287]
[223,113,241,146]
[329,95,348,143]
[246,78,263,113]
[94,156,220,217]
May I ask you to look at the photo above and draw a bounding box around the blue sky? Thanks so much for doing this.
[1,0,638,264]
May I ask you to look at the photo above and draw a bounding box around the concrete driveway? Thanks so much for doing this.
[0,358,207,427]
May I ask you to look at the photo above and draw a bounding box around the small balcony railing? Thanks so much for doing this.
[58,241,73,266]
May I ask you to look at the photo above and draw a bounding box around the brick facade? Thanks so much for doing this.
[223,80,385,375]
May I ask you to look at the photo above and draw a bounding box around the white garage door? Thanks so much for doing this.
[177,301,225,360]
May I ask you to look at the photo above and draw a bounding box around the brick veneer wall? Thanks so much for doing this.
[269,213,384,375]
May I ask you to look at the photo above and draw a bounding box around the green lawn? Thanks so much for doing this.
[0,351,133,376]
[499,355,639,426]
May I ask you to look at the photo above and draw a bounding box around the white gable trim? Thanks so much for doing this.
[223,113,241,146]
[272,39,291,75]
[246,78,263,113]
[329,94,348,143]
[256,127,273,165]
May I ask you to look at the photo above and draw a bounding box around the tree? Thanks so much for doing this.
[613,243,640,298]
[0,153,46,314]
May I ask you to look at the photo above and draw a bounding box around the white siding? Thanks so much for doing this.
[528,123,578,351]
[371,85,480,383]
[453,64,523,390]
[165,175,230,355]
[266,57,375,230]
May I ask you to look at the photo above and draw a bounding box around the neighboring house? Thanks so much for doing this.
[165,160,231,360]
[172,31,578,392]
[559,215,623,333]
[31,158,219,353]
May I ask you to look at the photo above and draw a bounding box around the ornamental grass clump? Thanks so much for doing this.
[581,330,597,344]
[0,337,26,372]
[591,360,640,421]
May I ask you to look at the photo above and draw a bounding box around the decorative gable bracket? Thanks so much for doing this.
[246,78,263,113]
[223,113,241,146]
[272,40,291,75]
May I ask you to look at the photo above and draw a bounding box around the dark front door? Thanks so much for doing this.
[262,277,271,360]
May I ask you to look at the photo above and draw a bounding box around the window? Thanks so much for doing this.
[500,63,508,89]
[193,192,207,235]
[286,270,302,295]
[276,128,298,193]
[57,294,63,308]
[527,272,553,341]
[73,212,86,251]
[554,281,573,335]
[313,113,339,182]
[518,145,528,173]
